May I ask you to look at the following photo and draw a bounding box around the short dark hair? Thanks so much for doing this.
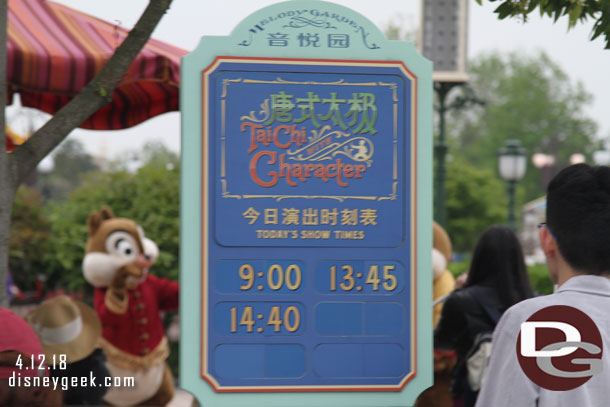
[465,225,533,308]
[547,164,610,275]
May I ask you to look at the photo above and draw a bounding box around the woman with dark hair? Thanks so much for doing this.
[434,225,534,407]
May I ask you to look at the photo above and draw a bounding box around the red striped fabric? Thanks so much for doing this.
[7,0,186,130]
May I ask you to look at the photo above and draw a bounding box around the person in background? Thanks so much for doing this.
[26,295,111,406]
[434,225,534,407]
[476,164,610,406]
[0,307,63,406]
[415,221,457,407]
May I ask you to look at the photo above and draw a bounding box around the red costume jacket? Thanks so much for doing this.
[94,274,178,362]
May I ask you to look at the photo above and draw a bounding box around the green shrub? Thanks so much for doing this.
[446,260,554,296]
[448,260,469,278]
[44,159,180,293]
[527,263,554,295]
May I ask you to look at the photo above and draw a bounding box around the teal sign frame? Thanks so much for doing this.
[181,2,433,406]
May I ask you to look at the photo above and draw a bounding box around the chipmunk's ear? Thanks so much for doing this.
[89,206,115,235]
[87,211,102,236]
[100,206,115,220]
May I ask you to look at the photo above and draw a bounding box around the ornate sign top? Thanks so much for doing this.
[232,1,385,51]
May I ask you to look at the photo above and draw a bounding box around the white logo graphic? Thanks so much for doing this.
[520,321,602,379]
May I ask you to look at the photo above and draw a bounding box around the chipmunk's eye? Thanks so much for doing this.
[117,239,133,256]
[106,231,138,259]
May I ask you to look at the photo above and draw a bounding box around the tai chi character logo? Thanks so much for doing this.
[351,139,372,161]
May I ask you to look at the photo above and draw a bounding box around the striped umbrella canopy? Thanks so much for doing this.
[7,0,187,133]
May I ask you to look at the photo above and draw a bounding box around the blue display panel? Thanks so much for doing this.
[201,58,417,392]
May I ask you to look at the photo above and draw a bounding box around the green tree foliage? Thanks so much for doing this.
[475,0,610,49]
[444,159,506,252]
[38,139,99,201]
[450,51,597,202]
[9,187,50,291]
[44,148,179,293]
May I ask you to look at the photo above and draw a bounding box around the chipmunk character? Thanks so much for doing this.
[415,222,456,407]
[432,221,456,327]
[82,206,178,407]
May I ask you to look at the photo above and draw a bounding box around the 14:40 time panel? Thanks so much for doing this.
[201,58,417,392]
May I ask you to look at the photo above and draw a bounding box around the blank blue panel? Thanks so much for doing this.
[265,345,305,378]
[313,343,405,378]
[313,344,364,377]
[363,344,405,377]
[364,302,404,336]
[214,345,264,378]
[315,303,363,335]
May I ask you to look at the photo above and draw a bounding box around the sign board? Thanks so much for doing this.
[420,0,469,83]
[180,2,432,406]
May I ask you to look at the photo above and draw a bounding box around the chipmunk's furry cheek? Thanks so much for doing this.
[83,252,131,287]
[142,237,159,264]
[432,248,447,280]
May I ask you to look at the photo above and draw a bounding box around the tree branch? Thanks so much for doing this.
[8,0,173,188]
[0,0,10,308]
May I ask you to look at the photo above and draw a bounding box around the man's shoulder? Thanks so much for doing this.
[509,293,556,311]
[496,294,559,334]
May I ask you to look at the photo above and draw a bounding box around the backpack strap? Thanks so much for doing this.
[466,286,502,324]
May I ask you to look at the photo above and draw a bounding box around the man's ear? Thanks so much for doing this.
[539,226,558,259]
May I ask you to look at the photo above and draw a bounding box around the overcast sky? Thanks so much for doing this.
[22,0,610,162]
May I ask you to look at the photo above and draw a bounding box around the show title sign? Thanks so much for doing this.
[180,2,433,406]
[214,63,406,248]
[243,90,374,189]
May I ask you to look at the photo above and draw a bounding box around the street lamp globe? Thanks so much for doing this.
[498,140,527,182]
[532,153,554,169]
[570,153,586,165]
[593,150,610,166]
[498,139,527,231]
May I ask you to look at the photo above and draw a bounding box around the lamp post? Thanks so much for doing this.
[498,140,527,231]
[433,82,455,229]
[433,83,484,228]
[421,0,474,228]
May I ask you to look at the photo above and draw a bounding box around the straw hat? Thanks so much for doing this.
[26,296,101,364]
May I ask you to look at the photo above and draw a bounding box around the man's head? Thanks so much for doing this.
[541,164,610,280]
[0,308,62,406]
